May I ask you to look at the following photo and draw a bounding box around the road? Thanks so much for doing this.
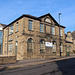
[0,58,75,75]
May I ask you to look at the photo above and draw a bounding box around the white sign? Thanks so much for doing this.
[45,42,53,47]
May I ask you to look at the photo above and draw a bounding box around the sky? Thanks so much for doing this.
[0,0,75,33]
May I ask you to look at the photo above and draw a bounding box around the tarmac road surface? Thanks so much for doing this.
[0,58,75,75]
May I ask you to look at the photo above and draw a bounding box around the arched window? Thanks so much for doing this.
[60,42,63,52]
[27,38,33,53]
[52,41,56,52]
[40,39,45,53]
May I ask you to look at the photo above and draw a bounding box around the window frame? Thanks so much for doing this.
[27,38,33,53]
[16,22,19,32]
[9,25,14,35]
[0,31,3,38]
[60,28,62,36]
[40,40,45,53]
[52,41,56,52]
[9,43,13,51]
[40,23,44,33]
[51,26,55,35]
[28,20,33,31]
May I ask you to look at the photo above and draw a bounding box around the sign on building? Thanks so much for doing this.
[45,42,53,47]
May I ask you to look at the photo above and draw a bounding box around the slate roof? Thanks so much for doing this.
[0,23,7,27]
[3,13,65,29]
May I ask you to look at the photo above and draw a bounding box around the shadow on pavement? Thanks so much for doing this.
[55,58,75,75]
[0,67,8,72]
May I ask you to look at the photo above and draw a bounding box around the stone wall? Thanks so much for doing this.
[3,14,66,60]
[0,56,16,64]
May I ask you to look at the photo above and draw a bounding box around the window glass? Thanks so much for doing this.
[60,28,62,36]
[52,41,56,52]
[40,24,43,33]
[69,46,71,52]
[9,43,12,51]
[27,38,33,53]
[0,31,3,38]
[28,20,33,30]
[9,25,13,34]
[52,27,55,35]
[40,40,45,53]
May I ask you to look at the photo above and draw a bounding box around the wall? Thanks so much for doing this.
[0,24,5,54]
[3,15,66,60]
[0,56,16,64]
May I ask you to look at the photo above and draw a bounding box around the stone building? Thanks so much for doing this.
[65,31,75,55]
[0,23,6,54]
[3,13,66,60]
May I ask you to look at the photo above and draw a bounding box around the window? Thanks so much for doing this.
[28,20,33,30]
[9,43,13,51]
[60,43,63,52]
[40,40,45,53]
[0,31,3,54]
[0,43,2,54]
[40,24,43,33]
[69,46,71,52]
[60,28,62,36]
[27,38,33,53]
[0,31,3,38]
[52,41,56,52]
[52,27,55,35]
[16,22,19,32]
[9,25,13,35]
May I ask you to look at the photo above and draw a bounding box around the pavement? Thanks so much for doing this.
[0,55,75,71]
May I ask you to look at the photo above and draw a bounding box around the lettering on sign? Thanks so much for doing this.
[45,42,53,47]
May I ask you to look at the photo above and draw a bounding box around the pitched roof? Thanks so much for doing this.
[72,31,75,39]
[0,23,7,27]
[3,13,65,29]
[3,14,41,29]
[39,13,65,28]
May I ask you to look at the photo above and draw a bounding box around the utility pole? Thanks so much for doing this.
[59,13,61,57]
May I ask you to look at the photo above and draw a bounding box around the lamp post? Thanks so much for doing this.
[59,13,61,25]
[59,13,61,57]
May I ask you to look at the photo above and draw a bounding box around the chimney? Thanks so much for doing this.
[67,31,72,37]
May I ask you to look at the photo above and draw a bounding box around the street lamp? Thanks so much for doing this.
[59,13,61,25]
[59,13,61,57]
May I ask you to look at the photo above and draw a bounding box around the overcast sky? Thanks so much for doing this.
[0,0,75,33]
